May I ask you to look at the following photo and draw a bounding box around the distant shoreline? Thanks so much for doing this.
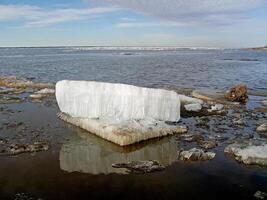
[247,45,267,51]
[0,45,266,51]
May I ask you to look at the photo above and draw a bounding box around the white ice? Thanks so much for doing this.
[56,80,180,122]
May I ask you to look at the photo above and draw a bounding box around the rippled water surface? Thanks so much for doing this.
[0,47,267,90]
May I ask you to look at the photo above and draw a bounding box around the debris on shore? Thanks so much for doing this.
[226,84,248,103]
[0,76,54,89]
[0,76,55,104]
[112,160,165,174]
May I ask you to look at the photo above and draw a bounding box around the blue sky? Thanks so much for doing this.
[0,0,267,47]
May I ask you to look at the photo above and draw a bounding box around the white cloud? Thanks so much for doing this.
[116,21,185,28]
[85,0,266,25]
[0,4,119,27]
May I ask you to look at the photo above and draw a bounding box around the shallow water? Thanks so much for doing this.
[0,101,266,200]
[0,47,267,90]
[0,47,267,200]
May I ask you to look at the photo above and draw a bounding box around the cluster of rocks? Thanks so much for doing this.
[0,76,55,104]
[111,147,217,174]
[182,84,267,168]
[0,117,51,157]
[0,76,54,89]
[110,83,267,173]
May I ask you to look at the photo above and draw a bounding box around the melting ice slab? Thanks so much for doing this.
[56,81,180,122]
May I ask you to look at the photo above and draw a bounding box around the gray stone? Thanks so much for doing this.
[178,148,215,161]
[257,123,267,133]
[112,160,165,174]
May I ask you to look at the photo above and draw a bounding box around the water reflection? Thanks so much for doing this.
[59,130,179,174]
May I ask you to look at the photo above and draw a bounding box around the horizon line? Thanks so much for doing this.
[0,45,250,49]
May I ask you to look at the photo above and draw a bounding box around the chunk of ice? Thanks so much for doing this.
[56,81,180,122]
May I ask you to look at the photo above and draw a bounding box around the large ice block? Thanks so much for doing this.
[56,81,180,122]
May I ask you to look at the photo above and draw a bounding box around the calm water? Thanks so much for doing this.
[0,47,267,90]
[0,47,267,200]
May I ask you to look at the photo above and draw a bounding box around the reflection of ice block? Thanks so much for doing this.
[59,131,178,174]
[56,81,180,122]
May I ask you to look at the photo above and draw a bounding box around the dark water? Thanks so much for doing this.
[0,47,267,90]
[0,47,267,200]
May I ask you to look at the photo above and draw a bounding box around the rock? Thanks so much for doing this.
[262,100,267,106]
[184,103,202,112]
[196,116,210,128]
[178,148,216,161]
[211,104,224,111]
[199,140,217,149]
[0,141,49,156]
[0,138,8,145]
[226,84,248,103]
[256,123,267,134]
[254,191,267,199]
[111,160,165,174]
[224,141,267,166]
[233,118,245,126]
